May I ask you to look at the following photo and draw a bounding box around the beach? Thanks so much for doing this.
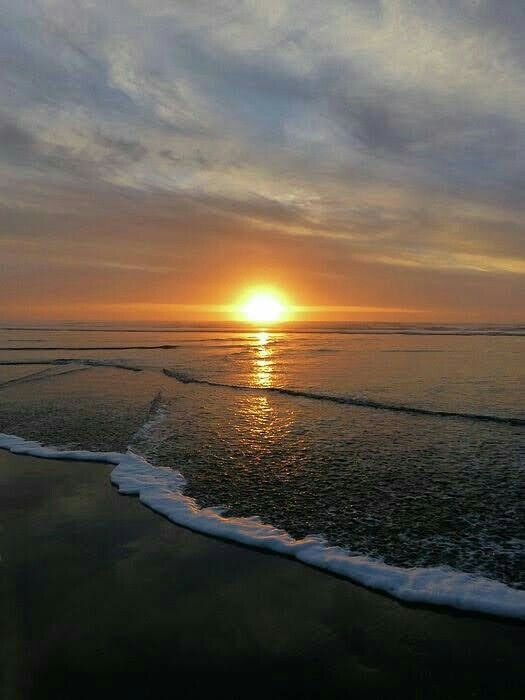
[3,0,525,693]
[1,449,523,699]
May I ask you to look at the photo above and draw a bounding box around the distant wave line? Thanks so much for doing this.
[163,370,525,427]
[1,327,524,337]
[0,359,142,372]
[0,365,90,389]
[0,345,179,351]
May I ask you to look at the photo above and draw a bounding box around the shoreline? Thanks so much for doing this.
[1,432,524,621]
[1,449,523,698]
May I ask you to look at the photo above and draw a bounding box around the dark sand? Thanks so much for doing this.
[0,451,523,699]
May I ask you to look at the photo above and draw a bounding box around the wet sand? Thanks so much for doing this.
[0,450,523,699]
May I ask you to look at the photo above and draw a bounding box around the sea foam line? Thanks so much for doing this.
[1,432,524,620]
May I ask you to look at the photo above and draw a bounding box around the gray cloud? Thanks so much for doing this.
[0,119,38,165]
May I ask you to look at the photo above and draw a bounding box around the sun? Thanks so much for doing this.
[240,291,287,324]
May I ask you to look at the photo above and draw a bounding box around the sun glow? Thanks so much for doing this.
[240,290,288,324]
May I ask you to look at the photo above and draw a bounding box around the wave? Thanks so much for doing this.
[2,325,524,336]
[380,349,446,353]
[163,370,525,427]
[131,391,169,442]
[0,359,143,372]
[1,431,523,620]
[0,345,179,351]
[0,365,89,389]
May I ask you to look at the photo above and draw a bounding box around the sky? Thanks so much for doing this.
[1,0,524,323]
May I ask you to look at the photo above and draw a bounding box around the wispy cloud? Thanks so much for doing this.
[1,1,524,319]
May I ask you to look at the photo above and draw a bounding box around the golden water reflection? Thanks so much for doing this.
[236,390,295,460]
[252,331,273,387]
[233,332,297,464]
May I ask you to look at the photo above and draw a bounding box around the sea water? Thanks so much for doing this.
[0,323,523,617]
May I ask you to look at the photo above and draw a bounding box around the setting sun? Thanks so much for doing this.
[240,291,287,324]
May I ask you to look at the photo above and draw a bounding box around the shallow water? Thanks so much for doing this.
[0,323,523,590]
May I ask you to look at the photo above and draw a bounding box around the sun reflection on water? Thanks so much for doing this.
[252,331,273,387]
[235,389,296,463]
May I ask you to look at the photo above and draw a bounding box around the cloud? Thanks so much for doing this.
[0,1,524,319]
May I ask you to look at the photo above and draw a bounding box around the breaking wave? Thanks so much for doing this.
[1,431,524,620]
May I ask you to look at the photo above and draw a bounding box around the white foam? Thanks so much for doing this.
[1,431,524,620]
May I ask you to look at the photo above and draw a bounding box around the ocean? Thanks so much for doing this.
[0,322,523,618]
